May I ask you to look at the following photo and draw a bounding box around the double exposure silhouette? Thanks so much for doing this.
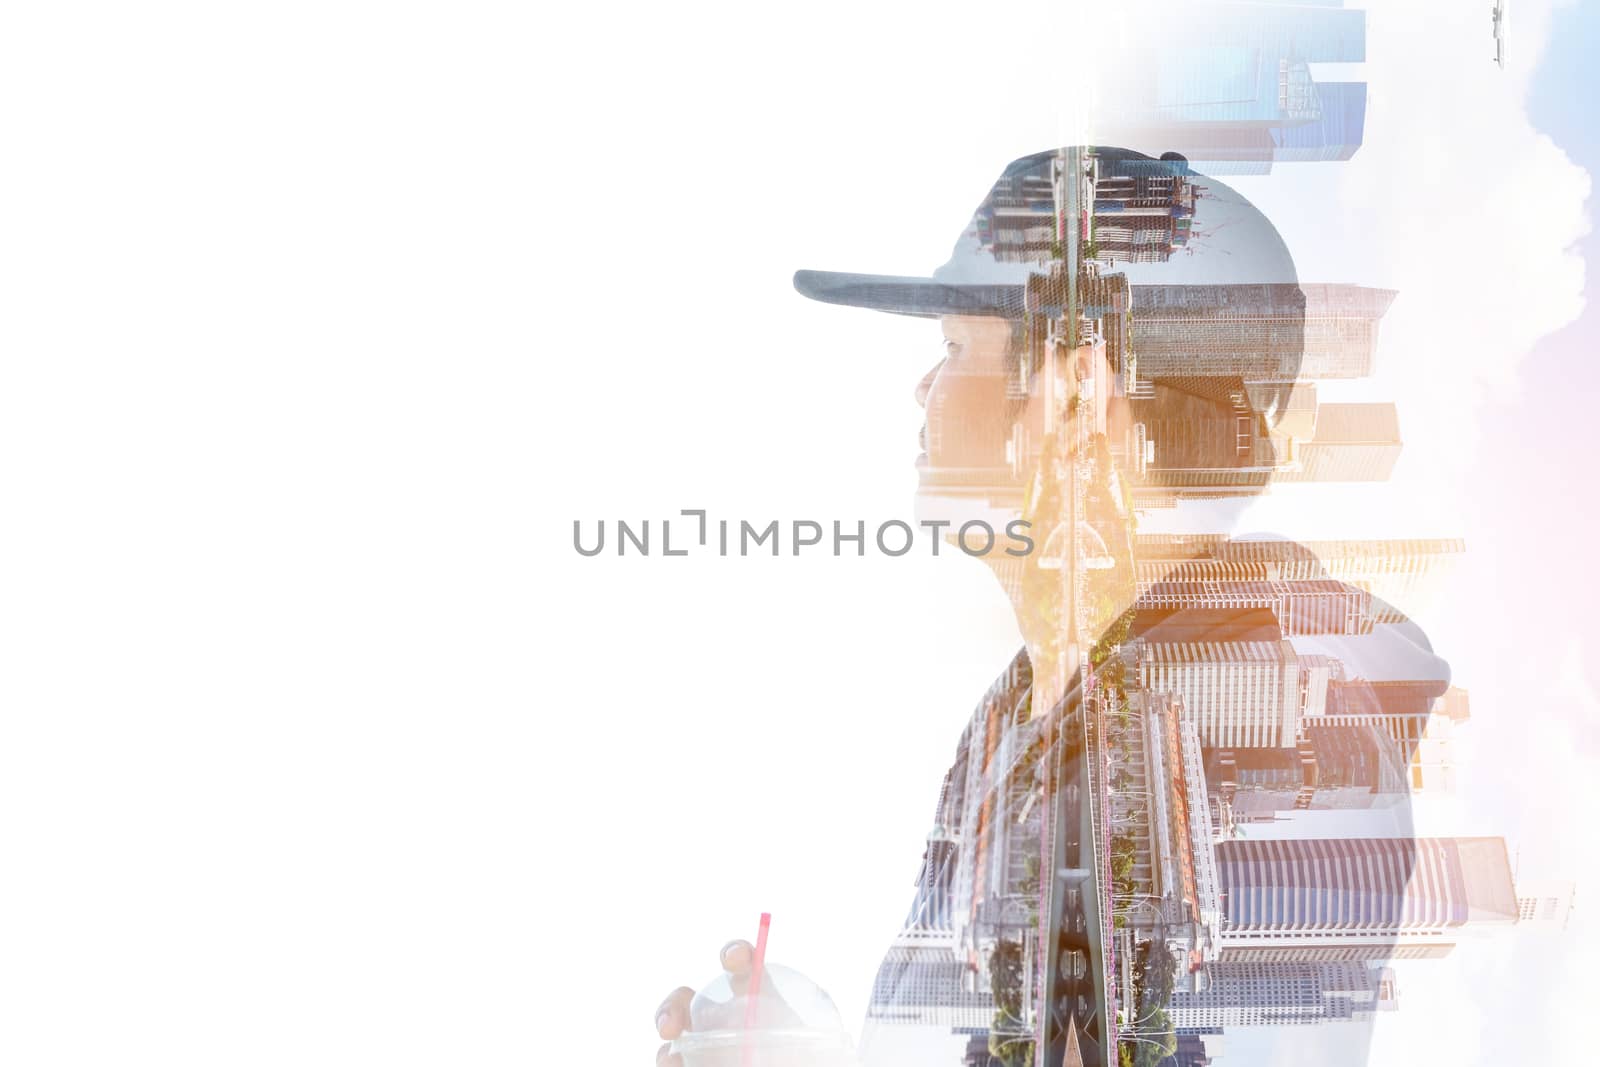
[651,139,1486,1067]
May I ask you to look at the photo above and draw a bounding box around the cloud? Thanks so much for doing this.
[1347,0,1590,406]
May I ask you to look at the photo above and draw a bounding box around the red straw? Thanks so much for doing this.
[740,913,772,1067]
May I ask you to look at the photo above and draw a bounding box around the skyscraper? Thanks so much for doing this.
[1515,881,1577,929]
[1090,168,1199,263]
[1138,576,1375,635]
[1131,382,1275,494]
[1214,837,1518,960]
[1129,399,1402,498]
[1137,638,1301,747]
[1207,721,1413,818]
[1167,1033,1225,1067]
[1260,403,1401,483]
[867,945,995,1030]
[1095,1,1370,173]
[1274,402,1402,483]
[1129,283,1397,381]
[969,155,1197,267]
[1134,535,1466,621]
[1316,677,1451,762]
[1168,961,1396,1032]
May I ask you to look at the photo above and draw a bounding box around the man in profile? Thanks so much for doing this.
[818,145,1440,1067]
[655,5,1492,1062]
[657,141,1453,1067]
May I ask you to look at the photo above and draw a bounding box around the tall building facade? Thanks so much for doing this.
[1515,881,1577,929]
[970,155,1197,267]
[1096,1,1369,173]
[1134,536,1466,622]
[1168,1033,1225,1067]
[867,945,995,1030]
[1138,576,1375,636]
[1168,961,1395,1032]
[1091,170,1198,263]
[1274,402,1402,483]
[1129,283,1397,381]
[1131,399,1402,496]
[1316,678,1451,763]
[1137,639,1300,747]
[1206,721,1412,818]
[1214,837,1518,959]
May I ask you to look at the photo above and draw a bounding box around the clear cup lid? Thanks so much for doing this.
[676,962,851,1042]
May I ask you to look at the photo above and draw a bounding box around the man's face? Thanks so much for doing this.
[916,315,1016,479]
[916,314,1127,528]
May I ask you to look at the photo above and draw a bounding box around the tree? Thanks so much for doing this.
[989,942,1023,1004]
[1139,940,1176,1011]
[1131,1019,1177,1067]
[989,1013,1034,1067]
[1098,657,1125,690]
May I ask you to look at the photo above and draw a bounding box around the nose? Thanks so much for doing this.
[914,362,941,408]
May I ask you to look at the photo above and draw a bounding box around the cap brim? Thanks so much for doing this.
[793,269,1024,319]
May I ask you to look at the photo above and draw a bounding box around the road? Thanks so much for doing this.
[1037,690,1108,1067]
[1036,145,1113,1067]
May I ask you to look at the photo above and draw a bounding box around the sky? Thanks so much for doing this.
[1227,1,1600,1063]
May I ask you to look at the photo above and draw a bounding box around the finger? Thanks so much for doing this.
[720,939,754,975]
[721,939,754,996]
[655,986,695,1040]
[655,1041,682,1067]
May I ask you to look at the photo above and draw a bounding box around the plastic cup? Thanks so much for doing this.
[670,962,858,1067]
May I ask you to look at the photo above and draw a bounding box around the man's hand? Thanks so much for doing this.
[654,939,754,1066]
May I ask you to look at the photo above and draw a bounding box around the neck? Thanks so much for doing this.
[981,553,1083,715]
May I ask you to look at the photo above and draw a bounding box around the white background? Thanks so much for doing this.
[0,2,1592,1065]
